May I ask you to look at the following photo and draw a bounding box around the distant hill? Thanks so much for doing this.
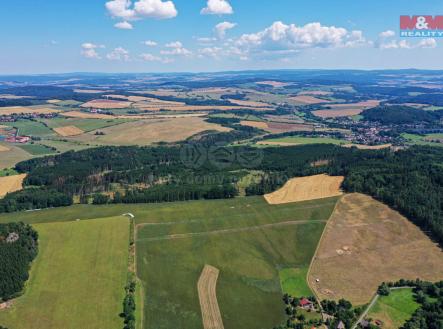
[362,105,443,125]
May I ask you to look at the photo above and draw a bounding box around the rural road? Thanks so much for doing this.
[351,294,379,329]
[137,219,327,242]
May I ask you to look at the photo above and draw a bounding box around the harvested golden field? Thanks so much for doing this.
[289,95,331,105]
[47,99,62,104]
[256,81,290,87]
[71,117,230,145]
[343,144,392,150]
[81,99,133,109]
[136,104,270,112]
[0,174,26,197]
[313,100,381,118]
[298,90,333,96]
[309,193,443,305]
[73,89,108,94]
[61,111,114,119]
[0,94,34,99]
[227,99,272,108]
[264,174,344,204]
[240,120,315,133]
[0,106,60,115]
[0,144,33,169]
[240,120,269,130]
[0,145,10,152]
[53,126,85,137]
[198,265,224,329]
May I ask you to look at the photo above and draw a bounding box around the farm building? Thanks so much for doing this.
[299,298,315,311]
[5,135,31,143]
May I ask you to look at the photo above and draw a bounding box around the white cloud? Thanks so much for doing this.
[198,47,222,59]
[161,41,192,56]
[106,47,130,61]
[379,30,395,38]
[201,0,233,15]
[197,37,217,44]
[81,43,104,59]
[140,53,173,63]
[235,21,366,59]
[106,0,177,29]
[215,21,236,39]
[114,21,133,29]
[417,38,437,48]
[143,40,158,46]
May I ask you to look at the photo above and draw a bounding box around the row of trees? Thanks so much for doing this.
[0,222,38,301]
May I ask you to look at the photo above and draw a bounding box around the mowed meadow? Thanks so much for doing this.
[135,196,338,329]
[0,217,130,329]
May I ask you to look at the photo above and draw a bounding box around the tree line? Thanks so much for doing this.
[0,222,38,302]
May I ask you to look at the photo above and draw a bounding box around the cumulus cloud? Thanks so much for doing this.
[140,53,173,63]
[161,41,192,55]
[201,0,233,15]
[215,21,236,39]
[106,0,177,29]
[235,21,366,59]
[106,47,130,61]
[143,40,158,46]
[114,21,133,29]
[379,30,396,38]
[198,47,223,59]
[376,29,437,49]
[81,43,104,59]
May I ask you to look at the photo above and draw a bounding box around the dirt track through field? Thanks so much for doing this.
[198,265,224,329]
[137,220,326,242]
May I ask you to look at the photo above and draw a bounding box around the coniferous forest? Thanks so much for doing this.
[0,222,39,302]
[2,144,442,245]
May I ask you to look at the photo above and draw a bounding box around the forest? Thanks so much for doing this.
[362,105,443,125]
[5,143,443,246]
[0,222,39,302]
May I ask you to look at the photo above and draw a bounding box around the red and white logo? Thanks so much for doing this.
[400,15,443,37]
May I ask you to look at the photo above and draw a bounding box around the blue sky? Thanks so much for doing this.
[0,0,442,74]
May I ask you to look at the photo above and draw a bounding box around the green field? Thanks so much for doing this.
[0,196,338,329]
[3,120,54,137]
[0,168,18,177]
[134,196,337,329]
[258,136,346,146]
[41,117,130,132]
[17,143,56,155]
[279,267,312,297]
[0,217,129,329]
[367,288,419,329]
[401,133,443,147]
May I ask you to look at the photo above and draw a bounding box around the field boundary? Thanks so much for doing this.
[306,195,343,317]
[137,219,327,243]
[198,265,225,329]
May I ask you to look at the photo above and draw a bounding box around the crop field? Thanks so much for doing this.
[198,265,224,329]
[2,120,55,137]
[0,143,33,169]
[366,288,419,329]
[264,174,344,204]
[0,144,10,152]
[17,143,55,155]
[240,121,316,133]
[69,117,230,145]
[309,193,443,305]
[0,173,26,197]
[0,106,60,115]
[53,125,84,136]
[81,99,133,109]
[0,216,129,329]
[135,196,338,329]
[312,100,380,118]
[289,95,332,105]
[41,117,130,132]
[257,136,346,146]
